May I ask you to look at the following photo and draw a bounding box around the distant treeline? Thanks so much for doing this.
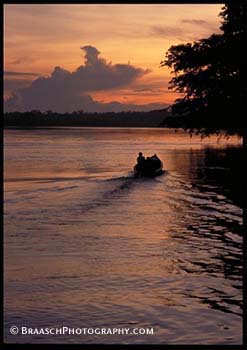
[4,109,173,128]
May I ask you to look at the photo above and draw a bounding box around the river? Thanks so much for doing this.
[4,127,243,344]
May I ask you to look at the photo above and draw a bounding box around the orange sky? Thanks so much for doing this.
[4,4,222,109]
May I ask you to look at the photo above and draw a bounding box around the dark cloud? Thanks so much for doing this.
[4,71,40,76]
[4,79,32,91]
[5,46,150,112]
[134,88,157,92]
[69,98,168,113]
[81,45,100,65]
[5,91,168,113]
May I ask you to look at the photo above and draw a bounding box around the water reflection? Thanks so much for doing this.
[4,128,242,344]
[191,147,243,208]
[168,146,242,318]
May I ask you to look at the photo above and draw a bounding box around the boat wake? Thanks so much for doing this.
[105,170,167,182]
[104,172,136,182]
[77,170,168,215]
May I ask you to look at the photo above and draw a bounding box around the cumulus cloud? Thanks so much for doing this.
[4,78,32,91]
[4,71,39,100]
[5,46,150,113]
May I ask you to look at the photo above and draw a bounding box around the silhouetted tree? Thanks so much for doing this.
[161,1,247,146]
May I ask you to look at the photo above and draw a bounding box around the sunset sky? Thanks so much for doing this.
[4,4,222,112]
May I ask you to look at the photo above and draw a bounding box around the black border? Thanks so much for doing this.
[1,0,246,349]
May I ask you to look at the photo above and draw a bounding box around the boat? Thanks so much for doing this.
[134,154,164,177]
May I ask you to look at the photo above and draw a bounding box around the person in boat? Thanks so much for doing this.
[137,152,145,165]
[144,156,152,168]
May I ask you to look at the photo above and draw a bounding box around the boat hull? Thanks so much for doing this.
[134,161,163,178]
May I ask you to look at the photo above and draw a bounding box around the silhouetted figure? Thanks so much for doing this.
[137,152,145,165]
[134,152,163,177]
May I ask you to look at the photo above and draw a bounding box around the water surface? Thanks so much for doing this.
[4,127,243,344]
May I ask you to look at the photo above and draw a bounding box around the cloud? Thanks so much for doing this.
[69,98,168,113]
[5,91,168,113]
[4,78,32,91]
[150,25,184,39]
[149,19,221,41]
[4,46,151,112]
[81,45,100,65]
[181,19,208,25]
[149,25,200,41]
[180,19,221,35]
[4,71,40,76]
[6,53,38,66]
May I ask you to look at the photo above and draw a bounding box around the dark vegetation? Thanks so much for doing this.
[161,1,247,145]
[161,1,246,225]
[4,109,170,128]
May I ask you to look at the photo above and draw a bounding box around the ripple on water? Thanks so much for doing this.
[4,129,242,344]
